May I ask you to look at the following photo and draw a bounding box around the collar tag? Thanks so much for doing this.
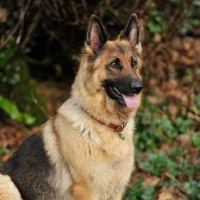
[118,132,125,141]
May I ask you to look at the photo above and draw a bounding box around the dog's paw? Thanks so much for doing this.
[0,174,22,200]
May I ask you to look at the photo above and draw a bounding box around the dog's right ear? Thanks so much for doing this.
[86,15,108,52]
[120,14,141,51]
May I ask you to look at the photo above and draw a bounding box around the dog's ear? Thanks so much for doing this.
[86,15,108,52]
[120,14,141,50]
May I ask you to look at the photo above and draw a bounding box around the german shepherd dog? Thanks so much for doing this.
[0,13,143,200]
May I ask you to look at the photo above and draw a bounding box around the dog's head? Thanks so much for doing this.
[74,14,143,116]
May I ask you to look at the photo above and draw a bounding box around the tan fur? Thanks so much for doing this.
[0,14,142,200]
[42,99,135,199]
[0,174,22,200]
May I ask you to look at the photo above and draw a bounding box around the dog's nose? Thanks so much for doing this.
[130,80,143,94]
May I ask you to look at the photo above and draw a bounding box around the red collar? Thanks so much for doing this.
[81,107,127,132]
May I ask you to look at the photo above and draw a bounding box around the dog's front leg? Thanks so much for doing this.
[68,184,97,200]
[0,174,22,200]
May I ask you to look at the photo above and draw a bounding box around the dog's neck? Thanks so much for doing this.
[81,106,127,132]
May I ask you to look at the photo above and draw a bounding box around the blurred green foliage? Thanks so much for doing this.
[129,94,200,199]
[0,95,35,124]
[124,177,156,200]
[0,42,47,125]
[127,146,200,199]
[135,97,197,151]
[146,0,200,37]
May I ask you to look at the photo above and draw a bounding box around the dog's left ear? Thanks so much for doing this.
[86,15,108,52]
[120,14,141,50]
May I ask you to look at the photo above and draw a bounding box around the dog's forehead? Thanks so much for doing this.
[104,40,136,56]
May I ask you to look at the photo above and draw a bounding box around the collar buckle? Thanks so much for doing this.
[114,122,127,132]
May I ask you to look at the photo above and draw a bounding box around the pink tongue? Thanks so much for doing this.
[122,94,138,109]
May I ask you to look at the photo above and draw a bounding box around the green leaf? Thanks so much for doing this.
[0,95,35,125]
[192,135,200,150]
[141,186,156,200]
[147,21,162,34]
[0,48,14,68]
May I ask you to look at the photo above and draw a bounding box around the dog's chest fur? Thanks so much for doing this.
[42,99,134,199]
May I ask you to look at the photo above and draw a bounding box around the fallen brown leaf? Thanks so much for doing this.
[158,186,188,200]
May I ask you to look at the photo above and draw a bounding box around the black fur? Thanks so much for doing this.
[0,132,55,200]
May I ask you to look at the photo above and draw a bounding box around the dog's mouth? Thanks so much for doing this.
[106,83,138,109]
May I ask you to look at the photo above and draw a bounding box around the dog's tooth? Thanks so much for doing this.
[114,87,120,94]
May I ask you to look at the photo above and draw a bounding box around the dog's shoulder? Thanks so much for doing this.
[0,131,52,174]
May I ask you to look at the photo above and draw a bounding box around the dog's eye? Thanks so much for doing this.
[109,61,121,70]
[131,58,137,69]
[111,62,116,67]
[108,58,121,70]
